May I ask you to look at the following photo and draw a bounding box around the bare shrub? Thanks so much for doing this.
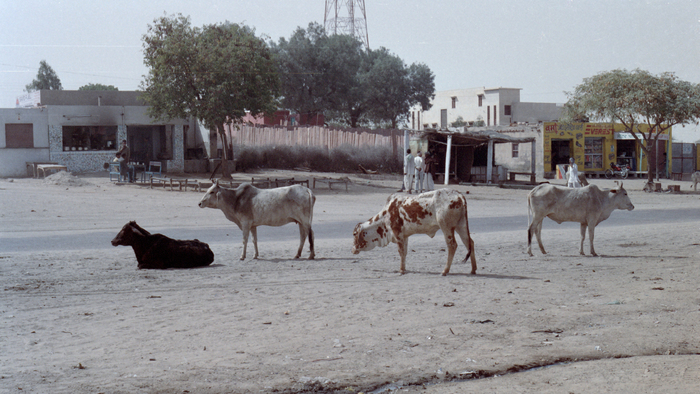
[233,144,401,173]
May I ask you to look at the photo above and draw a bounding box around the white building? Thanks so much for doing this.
[1,90,212,178]
[411,87,562,130]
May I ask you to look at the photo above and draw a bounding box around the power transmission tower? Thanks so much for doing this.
[324,0,369,49]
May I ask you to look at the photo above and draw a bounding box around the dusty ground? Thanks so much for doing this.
[1,169,699,393]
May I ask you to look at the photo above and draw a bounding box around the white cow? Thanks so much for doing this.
[527,182,634,256]
[351,189,476,276]
[691,172,700,191]
[198,182,315,260]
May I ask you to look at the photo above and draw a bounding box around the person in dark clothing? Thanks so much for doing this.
[116,140,132,182]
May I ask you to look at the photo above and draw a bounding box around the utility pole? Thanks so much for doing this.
[324,0,370,49]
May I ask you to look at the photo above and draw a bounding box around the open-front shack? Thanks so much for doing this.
[415,126,539,184]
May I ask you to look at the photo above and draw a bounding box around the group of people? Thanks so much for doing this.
[400,149,438,194]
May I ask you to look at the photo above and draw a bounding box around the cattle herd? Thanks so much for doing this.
[112,181,636,274]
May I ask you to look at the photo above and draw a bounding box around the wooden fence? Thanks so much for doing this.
[226,124,402,156]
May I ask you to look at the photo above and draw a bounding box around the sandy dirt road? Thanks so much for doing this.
[1,170,699,393]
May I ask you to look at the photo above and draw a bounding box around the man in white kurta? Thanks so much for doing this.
[414,152,425,194]
[567,157,581,188]
[403,149,415,193]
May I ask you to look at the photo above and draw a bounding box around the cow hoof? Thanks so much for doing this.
[470,270,476,275]
[580,251,586,256]
[441,271,448,276]
[308,254,315,260]
[400,270,406,275]
[591,252,598,257]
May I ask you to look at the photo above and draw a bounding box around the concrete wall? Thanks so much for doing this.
[36,90,143,106]
[512,102,562,123]
[492,127,544,177]
[0,108,51,177]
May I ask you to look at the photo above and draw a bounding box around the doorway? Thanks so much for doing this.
[551,139,572,167]
[616,139,636,170]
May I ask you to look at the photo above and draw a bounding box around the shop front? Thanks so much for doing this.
[543,122,671,178]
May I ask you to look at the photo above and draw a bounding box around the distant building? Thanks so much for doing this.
[241,110,325,127]
[410,87,562,130]
[1,90,210,177]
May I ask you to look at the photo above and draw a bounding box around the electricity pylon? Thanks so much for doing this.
[324,0,369,49]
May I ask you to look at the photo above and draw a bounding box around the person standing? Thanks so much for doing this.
[567,157,580,188]
[423,151,438,191]
[401,149,415,193]
[414,151,425,194]
[116,139,131,182]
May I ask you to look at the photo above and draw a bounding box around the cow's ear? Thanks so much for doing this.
[610,189,618,194]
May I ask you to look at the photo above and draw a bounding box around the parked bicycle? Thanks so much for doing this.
[604,162,631,179]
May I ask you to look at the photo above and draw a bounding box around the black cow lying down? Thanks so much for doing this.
[111,221,214,269]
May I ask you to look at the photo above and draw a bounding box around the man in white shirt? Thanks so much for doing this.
[567,157,581,188]
[401,149,415,193]
[414,152,425,194]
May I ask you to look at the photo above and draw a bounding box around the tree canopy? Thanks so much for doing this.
[274,23,435,128]
[562,69,700,182]
[272,23,365,124]
[78,83,118,91]
[140,13,279,177]
[25,60,63,91]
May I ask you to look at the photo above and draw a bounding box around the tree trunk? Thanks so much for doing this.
[217,125,232,180]
[642,140,654,184]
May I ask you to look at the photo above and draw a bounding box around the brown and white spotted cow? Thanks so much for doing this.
[352,189,476,276]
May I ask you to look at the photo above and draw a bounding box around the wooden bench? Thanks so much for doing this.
[313,177,349,191]
[250,177,272,189]
[26,162,58,178]
[274,177,310,188]
[150,177,201,192]
[508,171,536,184]
[36,164,68,178]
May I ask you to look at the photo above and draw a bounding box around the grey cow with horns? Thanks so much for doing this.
[527,182,635,256]
[198,181,316,260]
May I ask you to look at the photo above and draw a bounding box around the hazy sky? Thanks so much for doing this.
[2,0,699,140]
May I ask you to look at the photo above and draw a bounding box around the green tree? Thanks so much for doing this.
[274,25,435,129]
[78,83,118,91]
[273,23,365,125]
[450,116,467,128]
[364,48,435,128]
[562,69,700,183]
[140,14,279,178]
[25,60,63,91]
